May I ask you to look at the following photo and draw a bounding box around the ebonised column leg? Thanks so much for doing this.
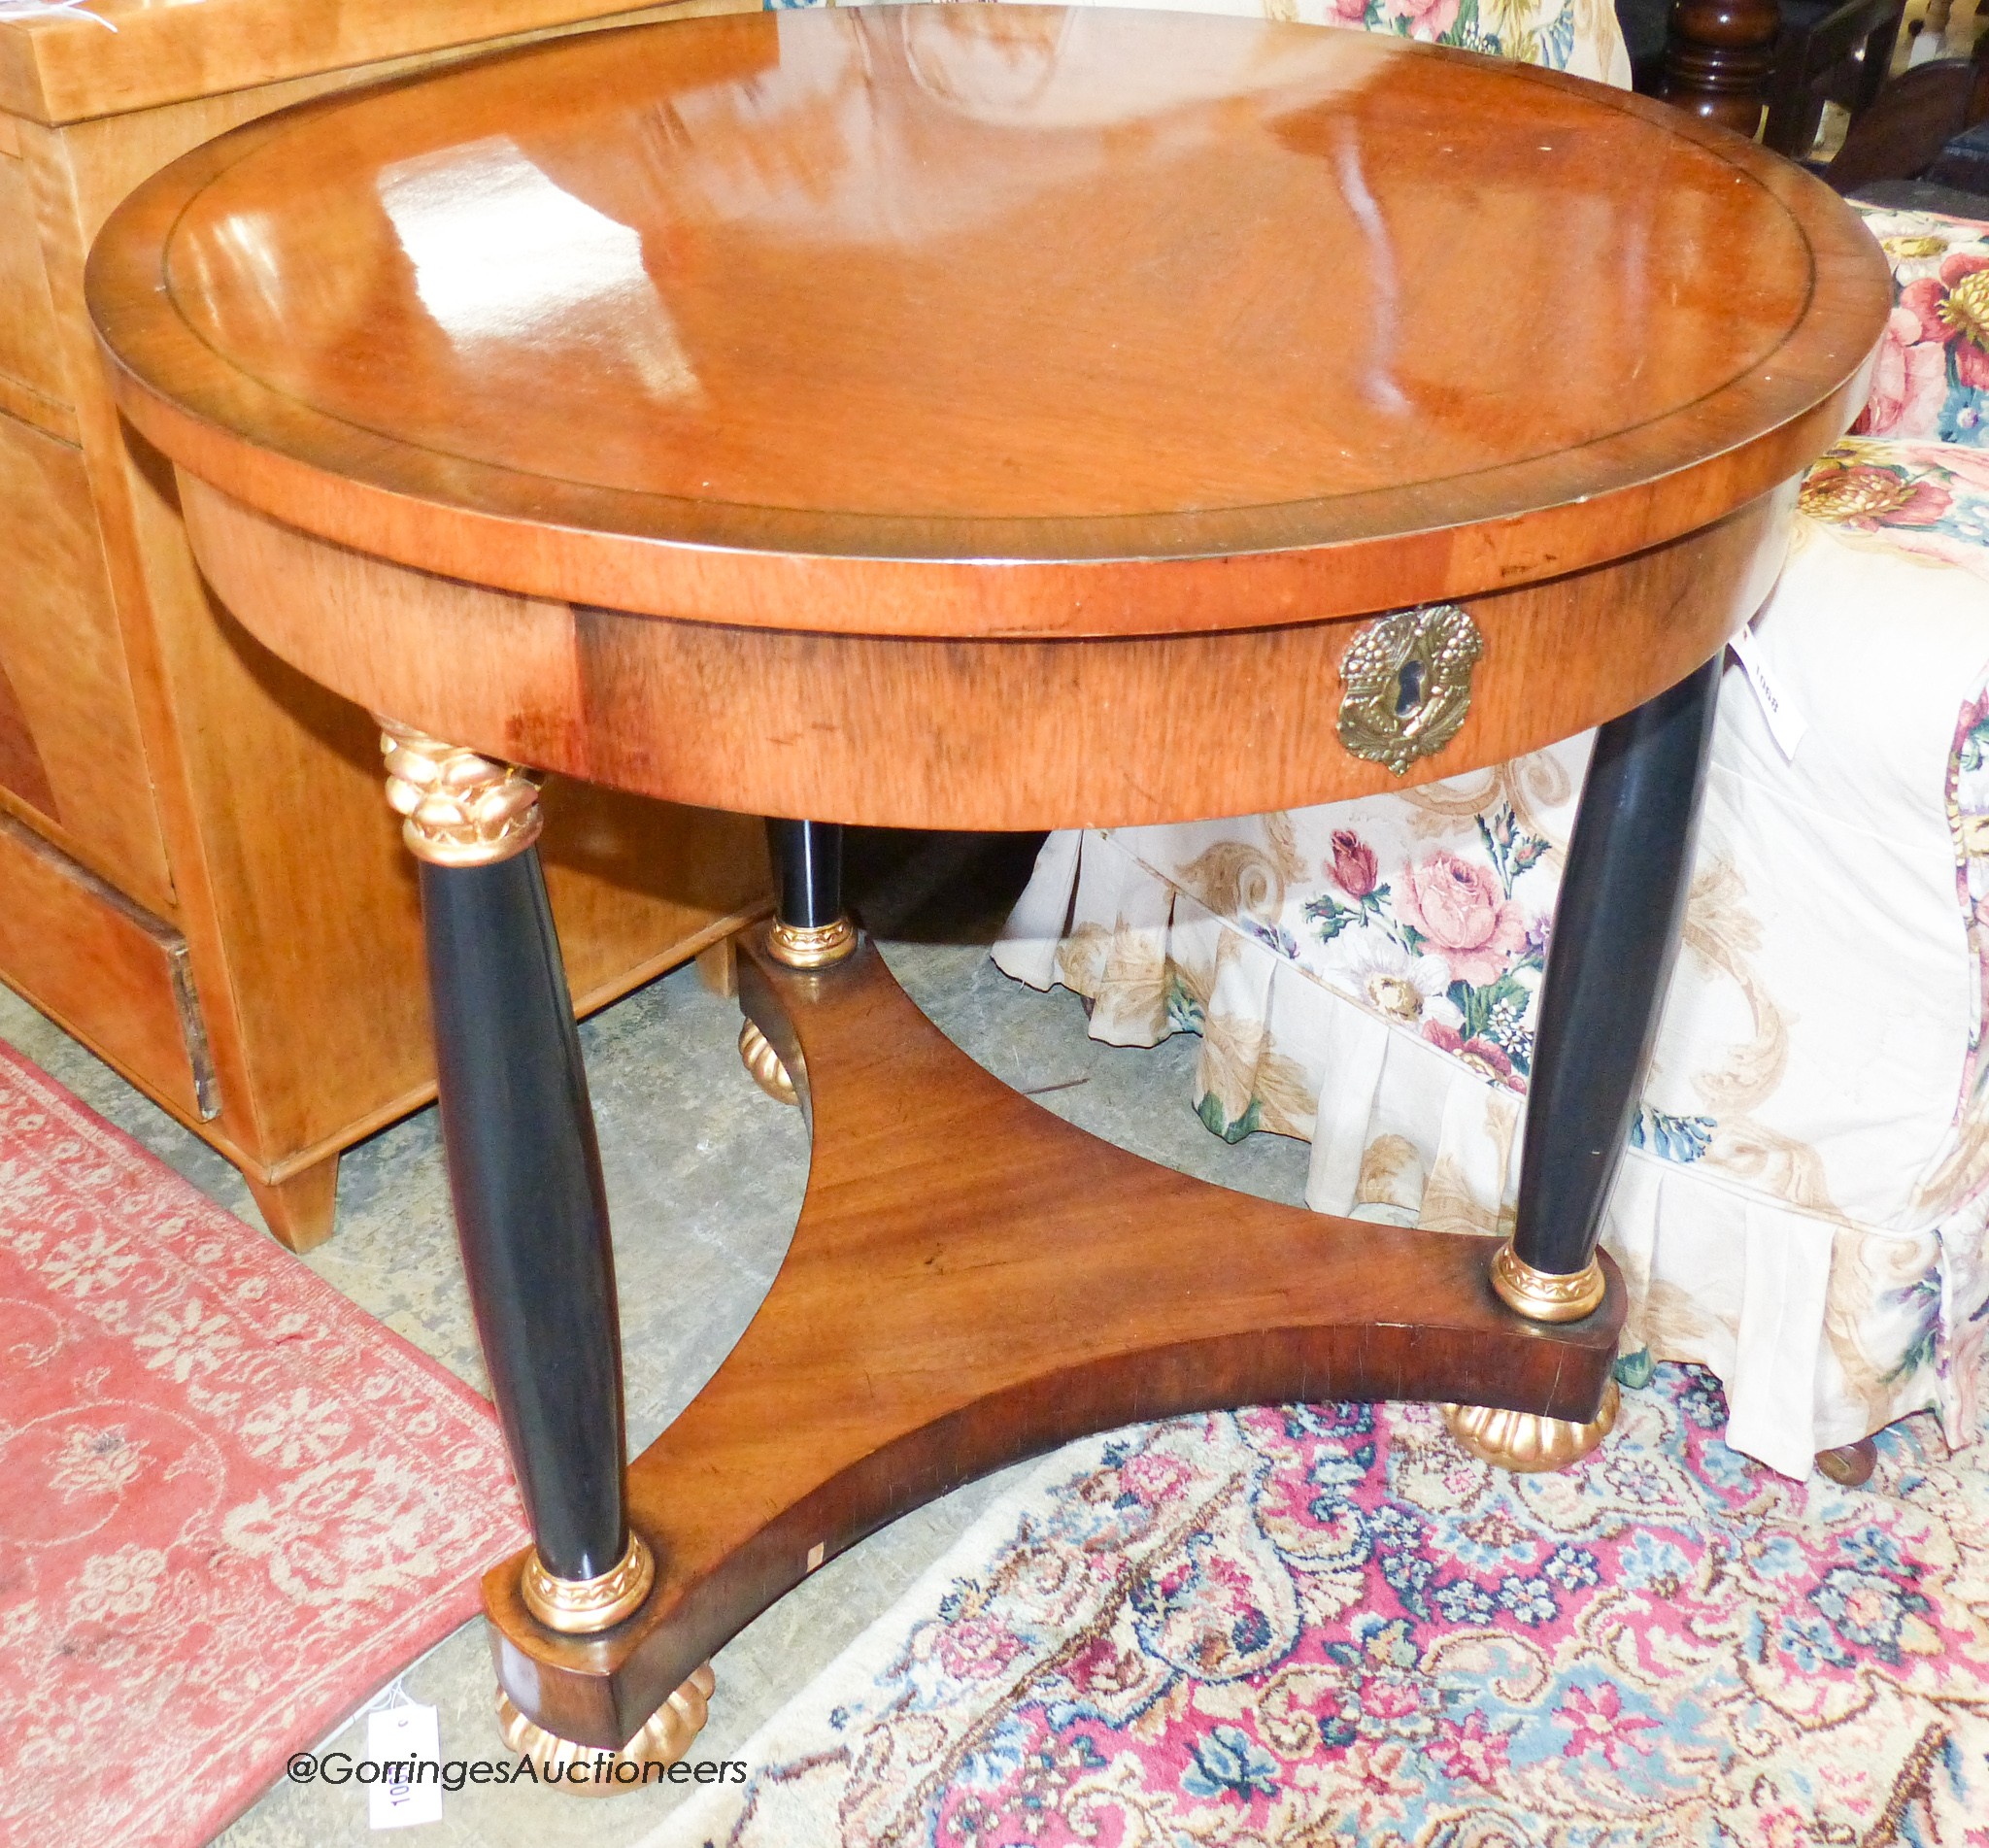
[378,722,649,1631]
[1501,652,1722,1316]
[738,820,857,1103]
[765,818,857,968]
[420,857,639,1597]
[382,721,720,1773]
[1445,655,1721,1471]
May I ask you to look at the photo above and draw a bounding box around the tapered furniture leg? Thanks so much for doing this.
[1447,655,1722,1470]
[378,721,711,1779]
[247,1153,339,1253]
[739,820,858,1100]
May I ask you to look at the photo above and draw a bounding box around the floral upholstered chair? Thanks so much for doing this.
[997,204,1989,1485]
[787,0,1630,88]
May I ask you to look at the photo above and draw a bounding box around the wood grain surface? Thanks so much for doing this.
[484,936,1628,1749]
[90,6,1888,642]
[0,145,66,412]
[0,405,175,907]
[182,476,1791,827]
[0,807,210,1122]
[0,0,752,126]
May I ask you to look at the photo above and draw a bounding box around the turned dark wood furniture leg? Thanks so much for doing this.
[380,722,715,1775]
[1662,0,1782,139]
[768,818,844,929]
[1513,654,1722,1292]
[380,722,640,1613]
[421,854,631,1591]
[1445,655,1720,1471]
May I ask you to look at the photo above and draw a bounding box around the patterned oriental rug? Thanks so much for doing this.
[657,1368,1989,1847]
[0,1042,528,1847]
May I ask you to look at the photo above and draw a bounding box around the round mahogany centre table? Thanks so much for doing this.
[87,3,1886,1778]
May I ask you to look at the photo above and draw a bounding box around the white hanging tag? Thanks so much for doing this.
[366,1700,443,1830]
[1729,622,1806,761]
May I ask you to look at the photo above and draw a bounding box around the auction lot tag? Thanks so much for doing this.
[367,1701,443,1830]
[1730,622,1806,761]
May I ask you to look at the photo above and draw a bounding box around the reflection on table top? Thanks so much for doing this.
[88,5,1889,631]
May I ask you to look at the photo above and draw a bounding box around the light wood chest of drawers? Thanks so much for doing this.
[0,0,767,1249]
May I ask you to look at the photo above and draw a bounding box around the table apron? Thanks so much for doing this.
[179,474,1795,831]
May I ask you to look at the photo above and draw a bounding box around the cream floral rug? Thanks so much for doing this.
[651,1366,1989,1846]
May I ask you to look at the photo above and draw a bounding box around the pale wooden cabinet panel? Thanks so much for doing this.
[0,146,66,417]
[0,0,768,1252]
[0,809,210,1121]
[0,407,176,908]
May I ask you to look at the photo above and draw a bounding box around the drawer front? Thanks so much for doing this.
[0,406,174,907]
[0,145,68,416]
[0,808,215,1121]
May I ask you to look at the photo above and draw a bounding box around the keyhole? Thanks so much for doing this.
[1395,657,1425,719]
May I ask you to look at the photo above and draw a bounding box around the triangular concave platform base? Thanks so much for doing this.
[487,936,1622,1747]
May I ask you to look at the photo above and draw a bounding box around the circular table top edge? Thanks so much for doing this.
[86,8,1892,641]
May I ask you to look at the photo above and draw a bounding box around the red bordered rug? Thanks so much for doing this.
[0,1039,528,1847]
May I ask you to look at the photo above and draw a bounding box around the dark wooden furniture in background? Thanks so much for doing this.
[89,2,1888,1775]
[1764,0,1906,154]
[1648,0,1908,157]
[1652,0,1789,135]
[1823,25,1989,189]
[0,0,768,1253]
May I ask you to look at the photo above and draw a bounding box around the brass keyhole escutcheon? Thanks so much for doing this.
[1336,603,1484,776]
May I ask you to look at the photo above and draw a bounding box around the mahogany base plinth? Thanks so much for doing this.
[483,934,1624,1749]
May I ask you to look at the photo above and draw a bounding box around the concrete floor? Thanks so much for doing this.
[0,833,1311,1848]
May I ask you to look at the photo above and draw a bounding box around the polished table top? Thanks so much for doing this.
[88,4,1886,641]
